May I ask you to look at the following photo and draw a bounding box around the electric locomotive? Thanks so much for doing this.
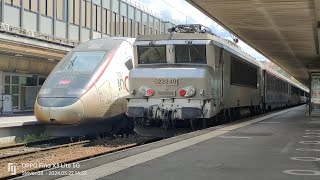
[125,24,308,137]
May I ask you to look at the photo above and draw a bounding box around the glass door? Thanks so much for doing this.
[4,75,20,111]
[19,75,37,111]
[3,74,38,111]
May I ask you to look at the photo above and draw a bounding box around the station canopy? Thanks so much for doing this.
[187,0,320,86]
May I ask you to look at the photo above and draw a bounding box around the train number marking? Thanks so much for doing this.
[154,78,178,86]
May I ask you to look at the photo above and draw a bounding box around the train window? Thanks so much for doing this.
[137,46,166,64]
[56,51,106,73]
[175,45,206,64]
[231,57,257,88]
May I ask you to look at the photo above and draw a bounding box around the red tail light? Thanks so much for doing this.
[179,89,186,96]
[147,89,154,96]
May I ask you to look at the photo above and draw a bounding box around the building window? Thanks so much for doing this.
[122,16,128,36]
[93,4,101,31]
[41,0,54,17]
[160,21,165,34]
[5,0,20,6]
[56,0,65,20]
[113,12,119,36]
[142,12,148,35]
[149,16,154,28]
[92,0,101,5]
[136,22,140,37]
[87,1,92,28]
[103,9,111,35]
[155,19,160,33]
[70,0,80,25]
[128,19,133,37]
[97,6,101,32]
[93,5,97,30]
[143,25,147,35]
[112,0,119,13]
[24,0,38,12]
[38,77,46,86]
[128,6,134,19]
[102,0,110,9]
[82,0,92,28]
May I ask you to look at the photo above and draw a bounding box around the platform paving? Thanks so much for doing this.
[0,115,42,144]
[95,106,319,180]
[16,105,320,180]
[0,115,38,128]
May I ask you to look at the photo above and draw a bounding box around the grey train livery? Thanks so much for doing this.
[126,24,308,137]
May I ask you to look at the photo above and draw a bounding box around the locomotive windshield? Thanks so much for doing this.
[137,46,166,64]
[175,45,206,64]
[55,51,106,73]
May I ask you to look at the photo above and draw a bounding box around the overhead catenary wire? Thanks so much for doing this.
[158,0,198,24]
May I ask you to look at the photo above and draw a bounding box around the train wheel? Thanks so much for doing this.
[225,110,231,123]
[120,114,134,135]
[190,119,201,131]
[230,109,236,121]
[211,116,219,126]
[202,118,208,129]
[217,114,226,124]
[190,119,195,131]
[235,109,241,120]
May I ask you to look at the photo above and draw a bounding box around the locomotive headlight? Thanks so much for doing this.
[179,86,196,97]
[139,86,154,97]
[68,89,86,95]
[39,88,50,95]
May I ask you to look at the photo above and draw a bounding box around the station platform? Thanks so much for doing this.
[0,115,42,144]
[34,105,319,180]
[0,115,38,128]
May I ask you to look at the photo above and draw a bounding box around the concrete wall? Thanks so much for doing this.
[0,125,46,144]
[0,54,57,75]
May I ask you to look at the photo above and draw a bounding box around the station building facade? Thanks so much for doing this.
[0,0,175,112]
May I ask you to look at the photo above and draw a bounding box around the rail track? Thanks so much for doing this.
[0,140,89,160]
[0,135,159,179]
[0,137,86,158]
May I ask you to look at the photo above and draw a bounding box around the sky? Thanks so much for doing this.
[138,0,268,62]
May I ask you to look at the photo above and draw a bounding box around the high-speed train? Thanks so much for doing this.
[34,37,135,136]
[125,24,308,137]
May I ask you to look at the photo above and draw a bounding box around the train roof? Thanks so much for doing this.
[136,33,262,68]
[74,37,135,52]
[136,33,215,41]
[135,25,309,92]
[263,65,309,92]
